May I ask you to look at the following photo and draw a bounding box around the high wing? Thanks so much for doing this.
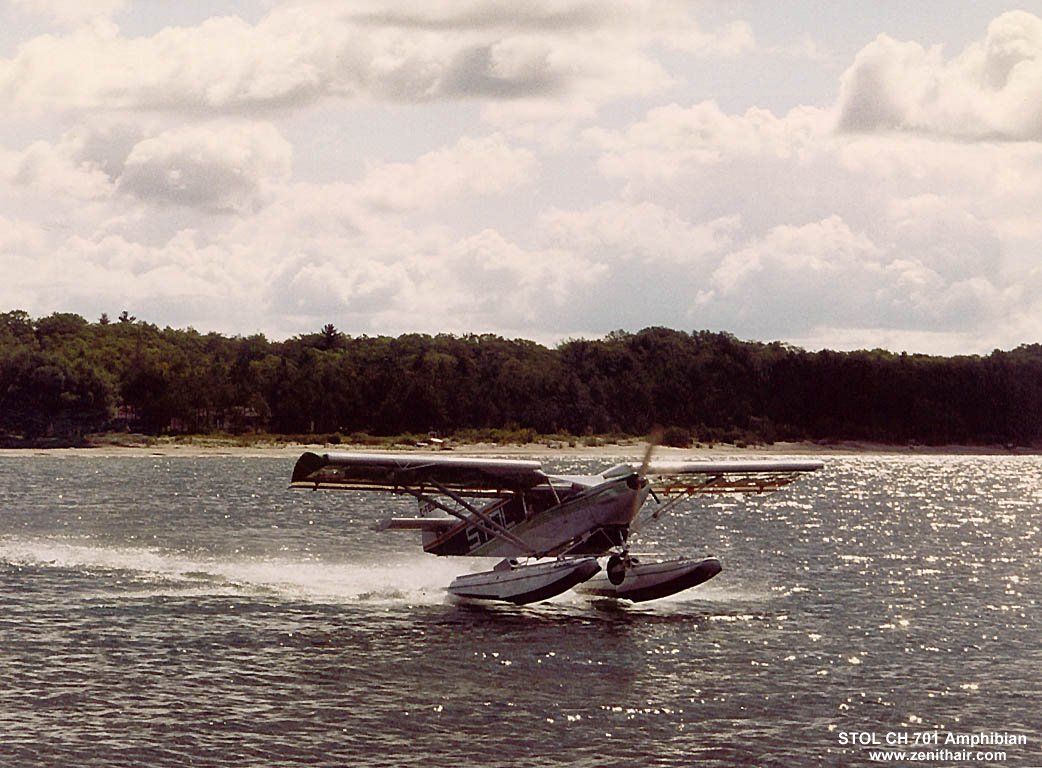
[600,458,824,532]
[603,458,824,495]
[290,451,547,497]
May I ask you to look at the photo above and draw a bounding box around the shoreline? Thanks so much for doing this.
[0,439,1035,459]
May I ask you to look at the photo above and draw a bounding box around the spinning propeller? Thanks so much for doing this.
[607,429,662,585]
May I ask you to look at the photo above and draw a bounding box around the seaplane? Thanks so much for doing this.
[290,447,822,605]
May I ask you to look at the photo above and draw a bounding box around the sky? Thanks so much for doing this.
[2,1,1042,354]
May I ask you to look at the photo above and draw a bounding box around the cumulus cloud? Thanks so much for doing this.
[588,101,826,179]
[3,14,342,111]
[838,11,1042,139]
[552,67,1042,348]
[5,6,1042,353]
[832,132,1042,249]
[0,121,148,196]
[267,254,414,321]
[116,122,292,212]
[255,202,609,332]
[3,229,252,331]
[0,119,301,217]
[479,97,599,145]
[348,0,637,34]
[1,139,113,200]
[0,215,50,310]
[539,200,739,264]
[694,216,1006,337]
[446,228,605,315]
[323,0,758,63]
[0,0,761,118]
[0,214,47,253]
[1,122,146,201]
[0,156,607,337]
[57,121,147,180]
[0,122,149,202]
[886,194,1005,281]
[353,134,535,210]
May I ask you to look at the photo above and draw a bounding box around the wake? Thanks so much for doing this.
[1,536,762,613]
[0,536,467,605]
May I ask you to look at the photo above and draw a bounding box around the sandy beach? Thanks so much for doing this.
[0,438,1031,459]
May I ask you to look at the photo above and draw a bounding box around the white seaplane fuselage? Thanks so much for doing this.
[422,474,650,559]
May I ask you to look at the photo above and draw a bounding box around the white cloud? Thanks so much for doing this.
[267,254,413,320]
[786,327,998,357]
[353,134,535,210]
[834,132,1042,251]
[252,201,609,333]
[56,121,148,180]
[886,194,1004,281]
[445,228,606,316]
[0,121,154,202]
[588,101,827,180]
[0,214,46,253]
[838,11,1042,139]
[348,0,756,60]
[116,122,292,212]
[3,5,1042,354]
[1,120,299,214]
[539,200,738,264]
[693,216,1007,337]
[345,0,632,33]
[542,71,1042,348]
[479,97,598,145]
[0,1,753,114]
[0,164,608,337]
[0,139,113,200]
[0,215,49,310]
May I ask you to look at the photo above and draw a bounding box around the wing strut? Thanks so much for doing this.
[414,483,537,555]
[404,490,529,553]
[544,476,561,505]
[631,485,704,533]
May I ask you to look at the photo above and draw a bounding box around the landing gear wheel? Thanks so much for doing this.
[607,554,627,585]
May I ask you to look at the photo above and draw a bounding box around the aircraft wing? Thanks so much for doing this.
[611,458,823,495]
[290,451,547,497]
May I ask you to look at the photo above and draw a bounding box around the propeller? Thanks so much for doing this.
[608,428,662,584]
[626,426,662,533]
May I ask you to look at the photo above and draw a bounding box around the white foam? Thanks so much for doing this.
[1,537,761,610]
[0,536,467,605]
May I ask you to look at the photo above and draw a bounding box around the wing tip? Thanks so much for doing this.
[291,451,327,484]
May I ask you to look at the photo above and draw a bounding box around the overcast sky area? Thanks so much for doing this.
[2,1,1042,353]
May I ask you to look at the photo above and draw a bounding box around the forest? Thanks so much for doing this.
[2,309,1042,447]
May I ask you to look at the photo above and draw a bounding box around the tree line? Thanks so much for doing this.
[2,309,1041,447]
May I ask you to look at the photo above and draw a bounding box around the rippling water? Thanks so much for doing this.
[1,454,1040,766]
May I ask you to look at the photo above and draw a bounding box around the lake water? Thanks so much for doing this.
[1,454,1039,766]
